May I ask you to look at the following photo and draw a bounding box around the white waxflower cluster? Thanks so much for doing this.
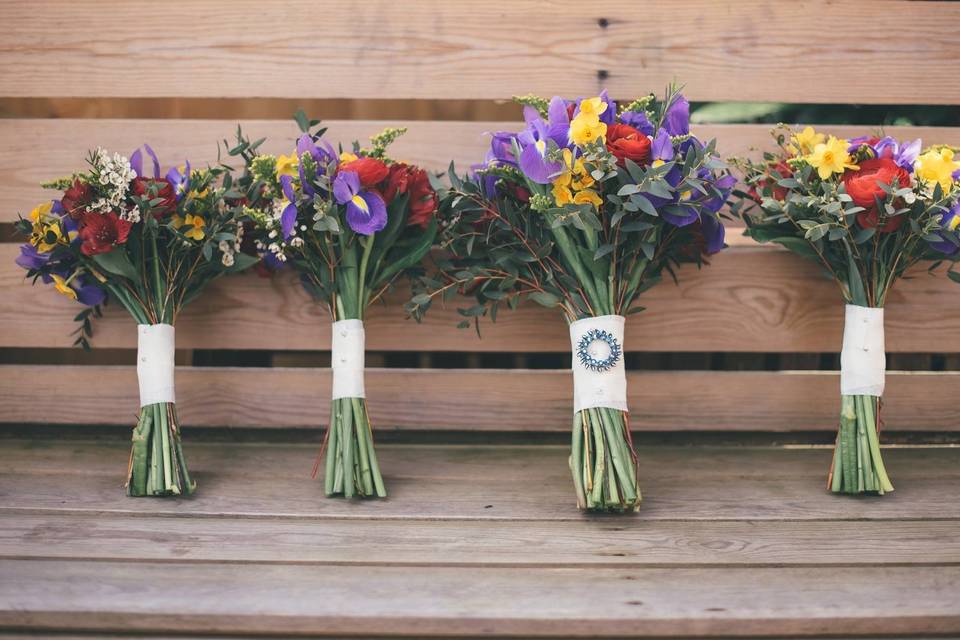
[89,147,137,217]
[253,200,290,263]
[218,223,244,267]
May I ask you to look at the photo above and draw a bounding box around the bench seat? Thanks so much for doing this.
[1,437,958,638]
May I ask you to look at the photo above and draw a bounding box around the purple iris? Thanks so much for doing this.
[929,202,960,256]
[700,213,726,254]
[516,98,570,184]
[333,170,387,236]
[849,136,920,172]
[74,276,107,306]
[620,110,654,135]
[597,90,616,125]
[15,244,48,270]
[130,144,160,179]
[487,132,519,167]
[165,160,191,201]
[296,134,337,196]
[278,175,300,240]
[663,95,690,136]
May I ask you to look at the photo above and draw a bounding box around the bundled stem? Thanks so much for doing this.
[829,394,893,495]
[571,407,640,511]
[127,401,195,497]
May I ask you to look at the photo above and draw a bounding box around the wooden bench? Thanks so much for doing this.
[1,1,959,637]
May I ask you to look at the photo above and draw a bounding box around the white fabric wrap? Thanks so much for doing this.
[137,324,176,407]
[569,315,628,413]
[331,319,366,400]
[840,305,886,397]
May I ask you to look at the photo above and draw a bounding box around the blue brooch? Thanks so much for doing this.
[576,329,622,372]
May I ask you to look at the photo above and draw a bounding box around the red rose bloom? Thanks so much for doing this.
[132,177,177,216]
[605,123,651,166]
[382,163,438,228]
[61,179,93,219]
[78,211,133,256]
[843,158,911,233]
[340,157,389,188]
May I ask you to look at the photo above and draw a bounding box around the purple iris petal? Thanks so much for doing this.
[929,203,960,255]
[280,202,298,241]
[345,190,388,236]
[896,139,921,171]
[662,204,699,227]
[165,160,191,200]
[51,200,64,215]
[130,144,161,179]
[620,111,654,136]
[663,95,690,136]
[519,142,561,184]
[700,213,726,254]
[548,96,569,128]
[597,90,616,125]
[280,174,297,203]
[651,129,674,161]
[75,279,107,306]
[15,244,48,270]
[704,174,737,213]
[333,171,360,204]
[487,132,518,166]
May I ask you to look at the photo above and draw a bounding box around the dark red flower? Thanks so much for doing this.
[510,184,531,203]
[61,179,94,219]
[78,212,133,256]
[843,158,911,233]
[132,177,177,216]
[766,161,794,201]
[340,157,389,188]
[605,123,651,167]
[382,163,438,228]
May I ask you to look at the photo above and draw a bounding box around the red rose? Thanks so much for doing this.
[132,177,177,216]
[61,179,93,219]
[78,211,133,256]
[340,157,389,188]
[605,123,651,166]
[843,158,910,233]
[764,161,793,201]
[382,163,438,228]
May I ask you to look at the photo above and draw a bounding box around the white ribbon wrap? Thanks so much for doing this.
[137,324,176,407]
[569,315,628,413]
[840,305,886,397]
[331,319,366,400]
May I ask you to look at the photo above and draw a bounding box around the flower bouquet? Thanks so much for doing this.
[735,127,960,494]
[233,115,439,499]
[14,145,256,496]
[413,88,733,511]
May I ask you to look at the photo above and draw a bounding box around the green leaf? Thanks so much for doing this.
[529,291,560,308]
[92,249,138,282]
[370,217,438,288]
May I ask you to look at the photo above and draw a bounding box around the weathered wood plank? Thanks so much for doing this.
[1,560,958,637]
[3,119,959,222]
[1,1,957,104]
[2,442,958,521]
[4,242,960,353]
[3,513,958,567]
[2,366,958,432]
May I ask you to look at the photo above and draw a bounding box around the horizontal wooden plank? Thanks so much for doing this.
[2,365,958,432]
[1,1,958,104]
[4,119,960,223]
[2,442,958,521]
[2,560,958,637]
[4,242,960,353]
[4,513,958,567]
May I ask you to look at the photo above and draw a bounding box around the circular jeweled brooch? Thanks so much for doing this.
[576,328,622,372]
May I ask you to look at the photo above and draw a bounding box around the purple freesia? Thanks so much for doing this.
[278,175,299,240]
[130,144,160,179]
[15,244,48,270]
[165,160,191,201]
[333,170,387,236]
[663,95,690,136]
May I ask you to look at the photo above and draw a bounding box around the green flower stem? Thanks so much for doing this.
[128,407,152,496]
[127,402,194,497]
[831,394,893,495]
[324,399,341,495]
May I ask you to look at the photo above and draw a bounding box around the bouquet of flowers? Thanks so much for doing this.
[412,88,734,512]
[233,114,439,499]
[14,145,256,496]
[735,127,960,494]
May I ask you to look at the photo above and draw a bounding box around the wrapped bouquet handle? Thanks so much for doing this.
[137,324,176,406]
[569,315,628,412]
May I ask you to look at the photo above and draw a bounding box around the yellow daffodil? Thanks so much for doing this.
[50,274,77,300]
[551,149,601,209]
[182,214,206,241]
[339,151,359,163]
[577,97,608,118]
[29,201,53,223]
[573,190,603,208]
[806,136,858,179]
[788,126,825,156]
[915,147,960,193]
[569,113,607,146]
[276,153,299,178]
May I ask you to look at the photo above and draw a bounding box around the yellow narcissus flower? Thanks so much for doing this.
[572,189,603,208]
[577,97,608,118]
[182,214,206,241]
[552,149,601,208]
[915,147,960,193]
[569,97,608,146]
[276,153,299,178]
[339,151,359,164]
[50,274,77,300]
[788,126,825,156]
[807,136,858,179]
